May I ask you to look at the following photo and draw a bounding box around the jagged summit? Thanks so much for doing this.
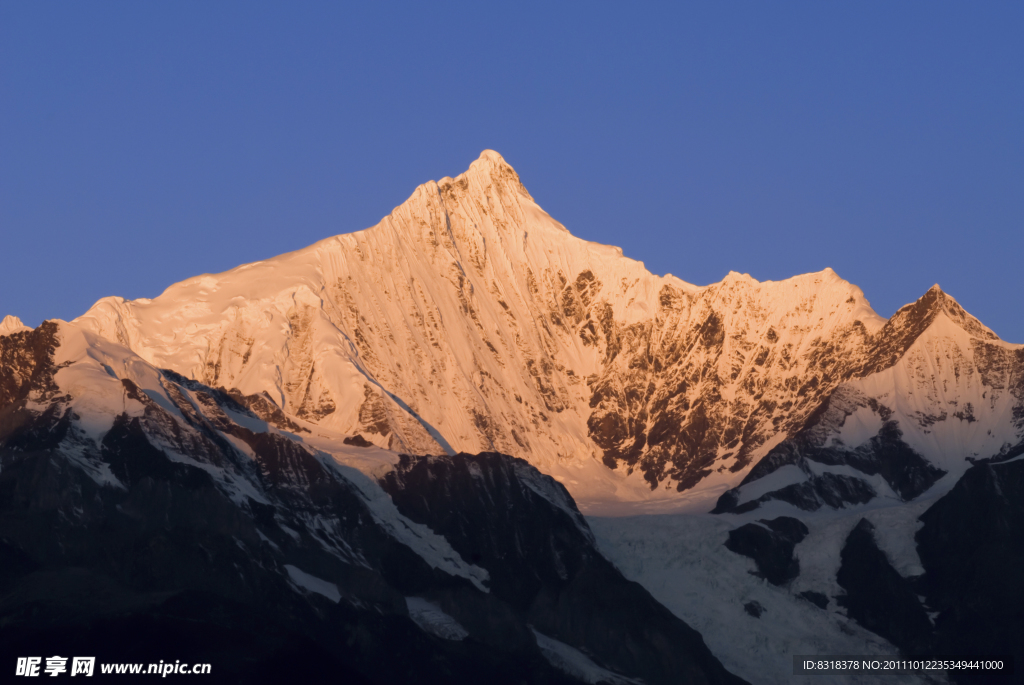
[888,283,1000,342]
[436,149,534,208]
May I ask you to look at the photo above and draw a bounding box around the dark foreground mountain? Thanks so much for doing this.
[0,321,743,684]
[380,453,742,685]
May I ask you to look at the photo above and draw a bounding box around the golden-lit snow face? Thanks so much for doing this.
[68,152,1024,511]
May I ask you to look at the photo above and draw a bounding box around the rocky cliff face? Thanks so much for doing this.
[714,287,1024,515]
[380,453,744,685]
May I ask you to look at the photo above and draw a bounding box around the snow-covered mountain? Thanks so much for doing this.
[4,151,1022,684]
[71,150,1023,516]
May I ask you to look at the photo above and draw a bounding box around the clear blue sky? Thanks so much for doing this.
[2,2,1021,341]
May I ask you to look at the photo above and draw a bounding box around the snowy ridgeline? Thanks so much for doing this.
[404,598,468,641]
[61,150,1023,512]
[531,629,642,685]
[285,564,341,603]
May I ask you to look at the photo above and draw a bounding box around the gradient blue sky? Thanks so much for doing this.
[2,2,1021,340]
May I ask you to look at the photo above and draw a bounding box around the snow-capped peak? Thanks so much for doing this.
[883,283,1001,344]
[0,315,30,336]
[67,151,1021,513]
[472,149,510,168]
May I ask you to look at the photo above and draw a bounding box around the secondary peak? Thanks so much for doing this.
[0,315,30,336]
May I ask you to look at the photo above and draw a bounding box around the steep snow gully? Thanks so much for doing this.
[2,151,1021,684]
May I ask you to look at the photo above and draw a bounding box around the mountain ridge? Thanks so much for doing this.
[62,150,1021,513]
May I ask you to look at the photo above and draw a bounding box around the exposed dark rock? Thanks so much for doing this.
[758,516,809,543]
[723,386,945,515]
[835,519,931,654]
[833,421,945,499]
[0,321,66,411]
[915,459,1024,684]
[343,434,373,447]
[710,489,742,514]
[752,421,943,502]
[798,591,829,609]
[723,517,807,585]
[227,388,310,434]
[969,436,1024,466]
[713,472,876,514]
[0,438,579,684]
[743,601,765,618]
[161,368,311,435]
[381,453,593,609]
[381,452,747,685]
[357,384,393,436]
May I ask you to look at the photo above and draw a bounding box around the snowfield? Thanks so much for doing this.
[590,503,947,685]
